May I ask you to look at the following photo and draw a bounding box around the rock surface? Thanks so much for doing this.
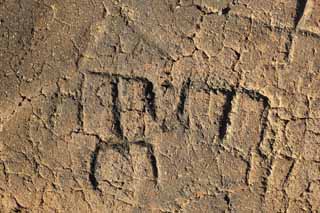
[1,0,320,212]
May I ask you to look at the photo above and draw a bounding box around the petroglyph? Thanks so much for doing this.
[1,0,320,211]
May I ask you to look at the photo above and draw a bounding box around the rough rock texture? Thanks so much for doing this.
[1,0,320,212]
